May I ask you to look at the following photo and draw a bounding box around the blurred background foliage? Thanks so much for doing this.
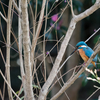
[0,0,100,100]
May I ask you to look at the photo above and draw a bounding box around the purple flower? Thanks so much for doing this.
[64,0,66,2]
[94,29,96,32]
[46,51,49,55]
[51,14,58,22]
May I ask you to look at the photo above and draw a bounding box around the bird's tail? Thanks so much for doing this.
[91,61,96,67]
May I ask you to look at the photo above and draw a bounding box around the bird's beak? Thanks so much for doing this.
[70,47,78,56]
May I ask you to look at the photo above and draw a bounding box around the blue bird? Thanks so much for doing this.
[71,41,97,66]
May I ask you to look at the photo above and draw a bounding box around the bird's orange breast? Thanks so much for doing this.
[79,49,89,62]
[78,49,96,66]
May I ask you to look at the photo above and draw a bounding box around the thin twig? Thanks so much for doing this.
[70,0,75,17]
[12,0,21,14]
[94,85,100,89]
[43,0,48,82]
[0,12,7,22]
[0,49,5,64]
[0,0,6,17]
[6,0,13,99]
[0,1,19,17]
[31,0,46,53]
[33,59,41,88]
[57,55,72,73]
[0,70,21,100]
[0,89,3,100]
[16,84,23,100]
[0,47,6,100]
[0,18,6,43]
[86,88,99,100]
[2,73,6,100]
[47,0,65,16]
[85,27,100,43]
[11,30,19,50]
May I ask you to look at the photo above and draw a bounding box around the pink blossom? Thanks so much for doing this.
[46,51,49,55]
[51,14,58,22]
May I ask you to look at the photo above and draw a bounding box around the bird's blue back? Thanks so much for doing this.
[83,46,97,62]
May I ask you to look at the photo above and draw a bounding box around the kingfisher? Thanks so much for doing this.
[71,41,98,67]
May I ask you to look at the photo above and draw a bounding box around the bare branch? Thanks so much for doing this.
[12,0,21,14]
[0,1,7,17]
[6,0,13,100]
[70,0,75,17]
[75,0,100,22]
[85,27,100,43]
[0,49,5,64]
[0,12,7,22]
[31,0,46,53]
[0,18,6,43]
[0,70,21,100]
[86,88,99,100]
[30,0,46,85]
[43,0,48,82]
[0,89,3,100]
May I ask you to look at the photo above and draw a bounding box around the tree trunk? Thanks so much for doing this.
[21,0,35,100]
